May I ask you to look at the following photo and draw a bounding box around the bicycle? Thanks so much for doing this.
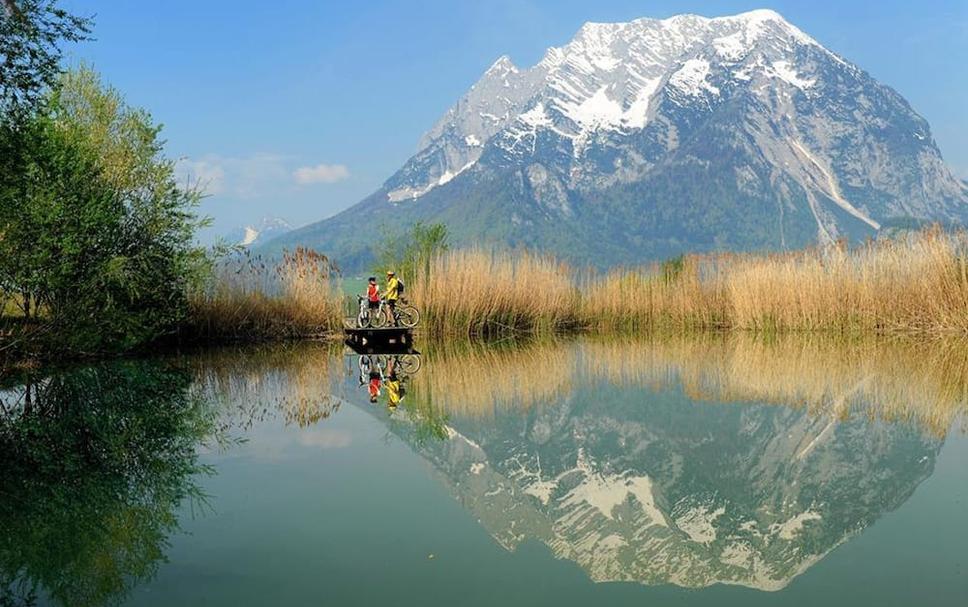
[372,353,422,376]
[356,295,379,328]
[370,297,420,328]
[358,354,378,384]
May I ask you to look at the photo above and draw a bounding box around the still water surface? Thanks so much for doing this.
[2,336,966,606]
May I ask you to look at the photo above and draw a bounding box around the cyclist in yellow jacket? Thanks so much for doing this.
[383,270,400,325]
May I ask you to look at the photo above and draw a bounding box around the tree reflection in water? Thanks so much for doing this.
[0,361,220,607]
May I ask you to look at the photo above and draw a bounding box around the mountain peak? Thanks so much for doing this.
[388,9,838,203]
[725,8,818,46]
[733,8,785,22]
[486,55,518,75]
[278,10,968,270]
[567,9,818,55]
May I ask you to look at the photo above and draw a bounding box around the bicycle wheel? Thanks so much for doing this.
[399,354,421,375]
[369,309,388,328]
[397,305,420,328]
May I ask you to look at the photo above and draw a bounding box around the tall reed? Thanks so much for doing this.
[589,228,968,333]
[187,248,343,341]
[412,248,581,335]
[412,229,968,336]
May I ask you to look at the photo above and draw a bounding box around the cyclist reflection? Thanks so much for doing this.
[357,354,421,410]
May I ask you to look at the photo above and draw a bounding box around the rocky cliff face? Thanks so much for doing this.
[273,9,968,269]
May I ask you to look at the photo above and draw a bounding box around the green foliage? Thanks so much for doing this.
[373,221,449,286]
[661,255,685,284]
[0,66,210,355]
[0,360,218,606]
[0,0,91,122]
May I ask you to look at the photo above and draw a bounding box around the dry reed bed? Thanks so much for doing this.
[412,229,968,336]
[188,248,344,341]
[412,249,581,335]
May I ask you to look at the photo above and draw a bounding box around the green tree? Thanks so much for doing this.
[373,221,449,287]
[0,0,91,121]
[0,66,209,354]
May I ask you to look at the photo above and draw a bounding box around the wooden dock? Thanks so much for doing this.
[343,324,414,353]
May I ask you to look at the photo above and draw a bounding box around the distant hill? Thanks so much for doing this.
[225,216,292,248]
[265,9,968,270]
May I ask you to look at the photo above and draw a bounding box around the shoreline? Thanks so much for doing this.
[4,323,967,377]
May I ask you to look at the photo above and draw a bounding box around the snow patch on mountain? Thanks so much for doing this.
[240,226,260,246]
[226,216,293,247]
[713,31,749,61]
[669,59,719,96]
[770,60,815,89]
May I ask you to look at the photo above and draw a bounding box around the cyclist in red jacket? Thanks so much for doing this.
[366,276,380,313]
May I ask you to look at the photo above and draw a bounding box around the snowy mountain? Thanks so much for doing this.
[226,216,292,247]
[271,9,968,269]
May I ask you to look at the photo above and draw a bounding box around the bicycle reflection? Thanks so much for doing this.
[356,353,422,410]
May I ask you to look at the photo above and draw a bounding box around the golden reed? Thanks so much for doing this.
[412,248,580,335]
[411,228,968,336]
[188,248,344,340]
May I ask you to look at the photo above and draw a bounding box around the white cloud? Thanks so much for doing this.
[177,158,226,195]
[176,155,351,203]
[177,154,291,199]
[293,163,350,185]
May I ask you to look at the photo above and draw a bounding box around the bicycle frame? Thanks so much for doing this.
[376,298,400,326]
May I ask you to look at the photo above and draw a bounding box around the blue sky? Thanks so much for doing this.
[60,0,968,237]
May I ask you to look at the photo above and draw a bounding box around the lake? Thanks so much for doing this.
[2,335,966,606]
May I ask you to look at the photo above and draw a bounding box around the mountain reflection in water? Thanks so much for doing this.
[0,335,964,605]
[368,336,966,591]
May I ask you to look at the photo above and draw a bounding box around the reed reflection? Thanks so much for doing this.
[409,335,967,436]
[154,335,965,591]
[387,334,966,591]
[190,342,345,429]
